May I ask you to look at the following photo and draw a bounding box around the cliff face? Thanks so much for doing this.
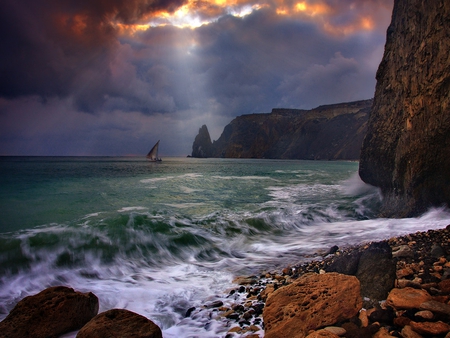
[359,0,450,216]
[192,99,372,160]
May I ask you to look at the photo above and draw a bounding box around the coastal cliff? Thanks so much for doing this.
[192,99,372,160]
[359,0,450,217]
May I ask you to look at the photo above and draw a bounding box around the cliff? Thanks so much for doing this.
[359,0,450,217]
[192,99,372,160]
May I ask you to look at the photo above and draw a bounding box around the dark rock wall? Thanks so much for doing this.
[359,0,450,216]
[191,125,213,158]
[192,99,372,160]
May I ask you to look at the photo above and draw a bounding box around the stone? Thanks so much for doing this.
[409,320,450,336]
[305,330,340,338]
[76,308,162,338]
[355,241,396,304]
[419,300,450,316]
[359,0,450,217]
[373,327,396,338]
[392,245,415,259]
[385,287,432,310]
[325,250,361,275]
[414,310,433,320]
[401,325,423,338]
[263,273,362,338]
[438,279,450,293]
[322,326,346,336]
[358,309,369,327]
[0,286,98,338]
[431,244,445,258]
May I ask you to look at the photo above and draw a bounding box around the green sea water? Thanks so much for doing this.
[1,156,449,337]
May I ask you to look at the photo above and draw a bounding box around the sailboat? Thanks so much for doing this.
[146,140,162,162]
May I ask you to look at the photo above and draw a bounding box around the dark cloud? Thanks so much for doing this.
[0,0,394,155]
[0,0,186,110]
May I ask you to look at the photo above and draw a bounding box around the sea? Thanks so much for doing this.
[1,156,450,337]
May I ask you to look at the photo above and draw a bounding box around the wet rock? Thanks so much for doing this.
[263,273,362,338]
[431,244,445,258]
[386,287,432,310]
[356,241,396,304]
[205,300,224,308]
[76,309,162,338]
[392,245,414,259]
[0,286,98,338]
[324,250,361,275]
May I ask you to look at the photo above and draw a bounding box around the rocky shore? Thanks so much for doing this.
[1,226,450,337]
[207,225,450,337]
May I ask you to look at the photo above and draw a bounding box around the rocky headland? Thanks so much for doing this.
[359,0,450,217]
[192,99,372,160]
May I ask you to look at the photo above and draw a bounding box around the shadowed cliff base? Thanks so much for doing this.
[192,99,372,160]
[359,0,450,217]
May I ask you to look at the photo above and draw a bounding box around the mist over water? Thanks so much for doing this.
[1,157,449,337]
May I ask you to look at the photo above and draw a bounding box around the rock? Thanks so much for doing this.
[355,241,396,304]
[0,286,98,338]
[419,300,450,316]
[358,309,369,327]
[191,125,213,158]
[325,250,361,275]
[385,287,432,310]
[392,245,415,259]
[409,320,450,336]
[439,279,450,293]
[401,325,423,338]
[305,330,340,338]
[76,308,162,338]
[359,0,450,217]
[322,326,346,336]
[373,327,396,338]
[194,99,372,160]
[205,300,224,308]
[263,273,362,338]
[431,244,445,258]
[414,310,434,320]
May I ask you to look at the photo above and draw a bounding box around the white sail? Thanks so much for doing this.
[146,140,161,161]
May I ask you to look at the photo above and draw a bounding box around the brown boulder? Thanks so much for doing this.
[385,287,432,310]
[76,308,162,338]
[0,286,99,338]
[263,273,362,338]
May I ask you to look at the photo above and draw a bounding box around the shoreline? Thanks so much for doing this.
[203,225,450,337]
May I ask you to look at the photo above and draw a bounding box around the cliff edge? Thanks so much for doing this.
[359,0,450,217]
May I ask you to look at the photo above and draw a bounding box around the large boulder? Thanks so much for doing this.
[355,242,396,305]
[76,308,162,338]
[359,0,450,216]
[263,273,362,338]
[0,286,99,338]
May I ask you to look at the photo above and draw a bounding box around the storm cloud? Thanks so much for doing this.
[0,0,393,156]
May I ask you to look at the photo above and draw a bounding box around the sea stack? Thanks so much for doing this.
[359,0,450,217]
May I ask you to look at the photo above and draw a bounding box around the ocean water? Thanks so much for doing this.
[1,156,450,337]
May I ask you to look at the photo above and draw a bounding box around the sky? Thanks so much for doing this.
[0,0,393,156]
